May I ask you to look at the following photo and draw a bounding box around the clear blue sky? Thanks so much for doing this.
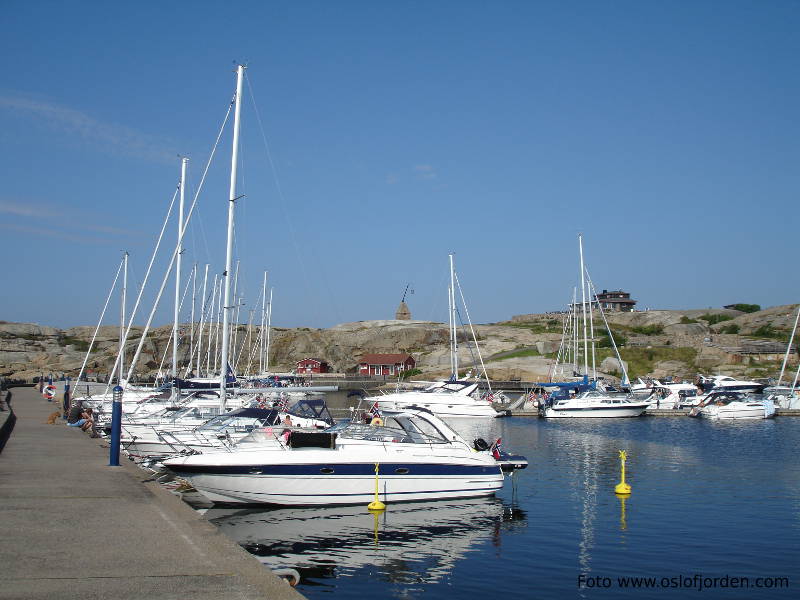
[1,1,798,329]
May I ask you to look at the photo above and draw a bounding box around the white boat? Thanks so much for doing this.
[123,397,333,460]
[544,390,649,418]
[643,382,701,410]
[697,375,766,394]
[691,391,776,420]
[165,407,525,505]
[375,380,501,418]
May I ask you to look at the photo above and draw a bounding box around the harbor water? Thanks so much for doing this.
[200,410,799,599]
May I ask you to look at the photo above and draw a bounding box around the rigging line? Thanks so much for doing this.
[454,272,492,390]
[111,97,234,390]
[245,71,321,322]
[72,256,125,390]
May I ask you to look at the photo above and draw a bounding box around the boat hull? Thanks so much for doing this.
[544,403,648,418]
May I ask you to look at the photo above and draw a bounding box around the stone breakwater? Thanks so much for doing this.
[1,304,797,382]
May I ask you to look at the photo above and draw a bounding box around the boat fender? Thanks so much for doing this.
[272,568,300,587]
[370,416,384,426]
[473,438,489,451]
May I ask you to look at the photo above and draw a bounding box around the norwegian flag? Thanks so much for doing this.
[490,437,502,460]
[369,401,381,418]
[277,393,290,412]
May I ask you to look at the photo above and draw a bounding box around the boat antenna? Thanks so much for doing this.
[401,283,414,303]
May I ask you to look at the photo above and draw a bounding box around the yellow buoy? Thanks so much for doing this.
[368,462,386,511]
[614,450,631,495]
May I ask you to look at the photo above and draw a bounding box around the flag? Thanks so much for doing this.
[490,438,502,460]
[369,401,381,418]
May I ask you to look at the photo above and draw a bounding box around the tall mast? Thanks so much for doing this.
[260,271,267,374]
[189,263,197,374]
[579,234,589,377]
[173,157,188,384]
[220,64,245,406]
[265,287,273,373]
[119,251,128,383]
[196,264,209,376]
[449,253,458,379]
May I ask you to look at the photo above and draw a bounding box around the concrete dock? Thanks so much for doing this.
[0,387,305,600]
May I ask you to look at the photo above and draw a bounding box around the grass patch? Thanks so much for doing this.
[593,346,698,378]
[720,323,740,334]
[748,325,790,340]
[59,336,92,352]
[680,316,698,324]
[490,348,542,361]
[501,321,561,334]
[699,313,733,325]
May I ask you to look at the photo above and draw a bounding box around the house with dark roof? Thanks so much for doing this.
[358,353,415,376]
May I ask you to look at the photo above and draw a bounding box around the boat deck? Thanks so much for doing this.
[0,387,304,600]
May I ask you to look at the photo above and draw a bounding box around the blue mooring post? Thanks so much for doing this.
[63,377,71,419]
[109,385,123,466]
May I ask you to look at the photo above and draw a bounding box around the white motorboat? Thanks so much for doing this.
[165,407,526,506]
[543,390,649,418]
[375,380,502,418]
[691,391,775,420]
[643,383,701,410]
[697,375,766,394]
[123,397,333,460]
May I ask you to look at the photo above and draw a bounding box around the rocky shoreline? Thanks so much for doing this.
[1,304,797,382]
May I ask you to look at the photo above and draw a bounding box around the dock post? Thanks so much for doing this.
[63,377,70,419]
[109,385,123,466]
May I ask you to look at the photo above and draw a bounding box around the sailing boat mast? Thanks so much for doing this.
[449,253,458,380]
[119,251,128,383]
[578,234,589,377]
[219,64,245,407]
[173,157,188,385]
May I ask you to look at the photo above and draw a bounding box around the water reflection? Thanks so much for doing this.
[206,497,527,589]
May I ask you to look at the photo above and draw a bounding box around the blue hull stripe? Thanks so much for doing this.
[172,462,500,476]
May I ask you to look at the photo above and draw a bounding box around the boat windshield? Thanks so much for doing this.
[340,415,448,444]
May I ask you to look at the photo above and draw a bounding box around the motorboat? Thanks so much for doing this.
[543,390,649,418]
[643,383,701,410]
[374,380,503,418]
[690,391,776,420]
[165,407,526,505]
[123,397,334,460]
[764,385,800,409]
[696,375,766,394]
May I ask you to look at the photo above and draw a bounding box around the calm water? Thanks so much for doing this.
[202,415,799,599]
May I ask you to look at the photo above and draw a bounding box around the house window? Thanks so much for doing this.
[389,365,394,375]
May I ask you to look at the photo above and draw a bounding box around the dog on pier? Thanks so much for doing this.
[45,410,62,424]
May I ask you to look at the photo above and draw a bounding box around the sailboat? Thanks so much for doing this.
[542,235,647,418]
[373,254,503,418]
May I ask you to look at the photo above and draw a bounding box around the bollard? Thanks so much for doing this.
[62,377,71,419]
[109,385,123,466]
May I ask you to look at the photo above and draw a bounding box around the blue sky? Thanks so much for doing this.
[1,1,798,329]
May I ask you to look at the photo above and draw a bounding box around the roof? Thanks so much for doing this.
[358,353,414,364]
[296,357,327,364]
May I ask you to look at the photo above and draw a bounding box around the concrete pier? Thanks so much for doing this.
[0,387,304,600]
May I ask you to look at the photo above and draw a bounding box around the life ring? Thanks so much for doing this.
[370,416,384,426]
[43,385,56,400]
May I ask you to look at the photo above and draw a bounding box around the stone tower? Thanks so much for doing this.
[395,301,411,320]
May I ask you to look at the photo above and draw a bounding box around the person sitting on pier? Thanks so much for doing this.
[67,403,94,432]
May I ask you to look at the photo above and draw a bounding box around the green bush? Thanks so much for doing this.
[699,314,733,325]
[750,325,787,340]
[628,324,664,335]
[679,316,698,324]
[721,324,740,334]
[399,368,422,380]
[730,304,761,313]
